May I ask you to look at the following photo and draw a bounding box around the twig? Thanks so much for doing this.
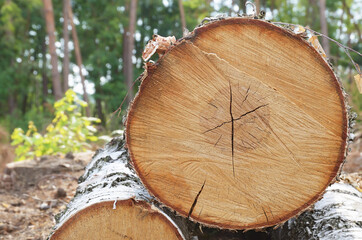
[112,73,144,117]
[272,21,362,75]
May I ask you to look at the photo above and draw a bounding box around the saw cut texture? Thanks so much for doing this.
[126,18,347,229]
[51,201,185,240]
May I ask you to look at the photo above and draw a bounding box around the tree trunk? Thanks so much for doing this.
[310,0,319,29]
[126,18,348,230]
[8,94,17,115]
[342,0,362,43]
[21,94,28,115]
[49,138,188,240]
[319,0,330,58]
[274,181,362,239]
[4,0,17,115]
[43,0,63,100]
[41,37,49,104]
[62,0,70,91]
[68,4,90,117]
[239,0,247,14]
[95,85,105,124]
[270,0,275,15]
[255,0,260,13]
[123,0,137,105]
[178,0,186,33]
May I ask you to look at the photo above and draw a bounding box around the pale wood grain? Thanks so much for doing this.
[127,19,347,229]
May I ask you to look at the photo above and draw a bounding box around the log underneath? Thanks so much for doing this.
[274,181,362,240]
[126,18,348,229]
[49,138,186,240]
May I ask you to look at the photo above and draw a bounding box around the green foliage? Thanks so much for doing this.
[0,0,361,135]
[11,90,101,161]
[0,105,53,136]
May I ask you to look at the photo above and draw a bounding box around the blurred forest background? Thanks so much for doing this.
[0,0,361,138]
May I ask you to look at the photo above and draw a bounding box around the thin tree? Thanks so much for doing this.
[319,0,330,58]
[4,0,17,114]
[41,38,49,104]
[255,0,260,13]
[68,4,90,117]
[63,0,70,91]
[123,0,138,105]
[239,0,246,14]
[43,0,63,100]
[270,0,275,13]
[178,0,186,33]
[342,0,362,42]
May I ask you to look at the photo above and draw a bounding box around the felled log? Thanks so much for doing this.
[49,138,187,240]
[274,181,362,240]
[126,18,348,229]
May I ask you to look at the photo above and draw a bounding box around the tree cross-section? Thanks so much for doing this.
[126,18,348,229]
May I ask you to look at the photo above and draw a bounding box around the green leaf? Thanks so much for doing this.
[87,136,98,141]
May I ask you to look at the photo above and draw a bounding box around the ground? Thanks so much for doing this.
[0,133,361,240]
[0,152,93,239]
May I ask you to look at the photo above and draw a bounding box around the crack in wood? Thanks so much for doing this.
[203,120,230,134]
[262,207,269,223]
[241,139,255,149]
[229,80,235,177]
[248,132,258,141]
[198,206,204,217]
[201,115,215,121]
[187,180,206,219]
[240,85,251,107]
[204,104,269,134]
[214,135,222,146]
[268,206,274,219]
[208,102,218,109]
[203,83,269,177]
[233,104,269,121]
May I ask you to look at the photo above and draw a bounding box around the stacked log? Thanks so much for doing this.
[275,181,362,240]
[50,17,357,239]
[126,18,347,229]
[49,138,188,239]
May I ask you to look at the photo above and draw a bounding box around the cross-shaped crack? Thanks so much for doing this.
[204,82,269,177]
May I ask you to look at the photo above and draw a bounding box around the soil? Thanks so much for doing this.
[0,133,360,240]
[343,131,362,173]
[0,151,94,240]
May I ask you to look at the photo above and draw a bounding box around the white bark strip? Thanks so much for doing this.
[277,182,362,240]
[49,138,186,239]
[313,183,362,240]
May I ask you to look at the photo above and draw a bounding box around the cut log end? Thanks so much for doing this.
[50,200,184,240]
[126,18,348,229]
[49,138,186,240]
